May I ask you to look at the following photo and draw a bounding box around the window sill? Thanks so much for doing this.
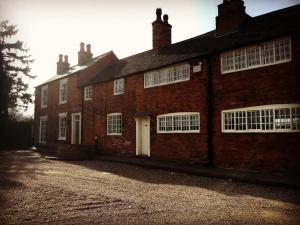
[113,92,124,96]
[58,137,66,140]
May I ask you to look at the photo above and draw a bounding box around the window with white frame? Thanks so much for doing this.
[59,78,67,104]
[222,104,300,133]
[84,85,92,100]
[221,37,291,74]
[39,116,47,143]
[113,78,124,95]
[41,85,48,108]
[58,112,67,140]
[157,113,200,133]
[144,64,190,88]
[107,113,122,135]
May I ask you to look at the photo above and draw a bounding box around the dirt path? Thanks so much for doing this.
[0,149,299,225]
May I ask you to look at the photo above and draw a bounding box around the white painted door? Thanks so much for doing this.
[71,113,81,144]
[135,117,150,156]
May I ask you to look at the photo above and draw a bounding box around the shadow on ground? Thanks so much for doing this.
[0,148,50,223]
[66,156,300,205]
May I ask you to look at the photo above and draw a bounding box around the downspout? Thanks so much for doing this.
[78,71,84,145]
[207,55,214,167]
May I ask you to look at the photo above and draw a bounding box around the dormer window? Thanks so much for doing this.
[114,78,124,95]
[59,78,67,104]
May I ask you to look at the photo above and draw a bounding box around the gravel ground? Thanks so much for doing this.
[0,149,299,225]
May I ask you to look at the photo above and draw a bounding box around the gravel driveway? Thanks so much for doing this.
[0,149,299,225]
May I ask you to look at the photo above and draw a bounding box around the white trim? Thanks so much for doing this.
[39,116,47,144]
[221,104,300,133]
[71,112,81,144]
[107,113,122,135]
[84,85,93,101]
[221,37,292,74]
[41,85,48,108]
[59,78,68,104]
[157,112,200,133]
[58,112,67,140]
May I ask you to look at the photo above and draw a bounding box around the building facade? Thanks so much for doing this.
[35,0,300,175]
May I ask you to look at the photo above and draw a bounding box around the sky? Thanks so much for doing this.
[1,0,300,116]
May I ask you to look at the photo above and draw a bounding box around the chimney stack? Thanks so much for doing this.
[216,0,249,36]
[78,42,93,65]
[152,8,172,51]
[57,54,70,75]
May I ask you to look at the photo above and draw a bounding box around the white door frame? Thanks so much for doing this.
[135,116,150,156]
[71,112,82,144]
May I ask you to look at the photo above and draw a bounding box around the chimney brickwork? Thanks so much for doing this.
[152,8,172,51]
[57,54,70,75]
[216,0,249,36]
[78,42,93,65]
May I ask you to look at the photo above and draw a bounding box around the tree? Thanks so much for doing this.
[0,20,35,122]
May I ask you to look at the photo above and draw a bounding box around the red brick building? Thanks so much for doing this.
[35,1,300,175]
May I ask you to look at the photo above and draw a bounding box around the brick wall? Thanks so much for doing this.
[34,74,82,148]
[83,59,210,164]
[211,34,300,174]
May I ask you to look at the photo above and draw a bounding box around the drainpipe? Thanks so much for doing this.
[207,55,214,167]
[78,71,84,145]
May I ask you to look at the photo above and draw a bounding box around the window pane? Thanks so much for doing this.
[261,42,274,64]
[235,111,246,130]
[182,115,189,131]
[158,117,166,131]
[275,108,291,129]
[166,116,173,131]
[190,115,199,130]
[222,52,234,72]
[173,116,182,131]
[275,39,290,61]
[247,110,260,130]
[234,49,246,70]
[292,107,300,130]
[261,109,274,130]
[247,46,261,67]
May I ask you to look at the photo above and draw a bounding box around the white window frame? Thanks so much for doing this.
[84,85,92,100]
[221,37,292,74]
[41,85,48,108]
[58,112,67,140]
[144,63,190,88]
[157,112,200,133]
[222,104,300,133]
[107,113,122,135]
[59,78,68,104]
[39,116,47,144]
[113,78,124,95]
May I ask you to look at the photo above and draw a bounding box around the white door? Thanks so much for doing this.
[71,112,81,144]
[135,117,150,156]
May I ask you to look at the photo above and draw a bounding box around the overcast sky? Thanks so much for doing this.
[1,0,300,116]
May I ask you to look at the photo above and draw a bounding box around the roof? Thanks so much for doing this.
[38,51,114,86]
[89,4,300,85]
[37,4,300,88]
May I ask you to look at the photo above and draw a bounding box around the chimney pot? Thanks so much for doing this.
[86,44,91,53]
[163,14,169,23]
[59,54,63,62]
[80,42,85,52]
[64,55,69,63]
[156,8,162,21]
